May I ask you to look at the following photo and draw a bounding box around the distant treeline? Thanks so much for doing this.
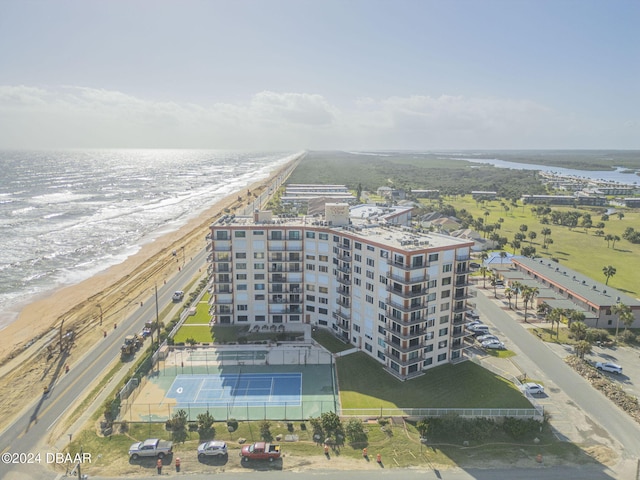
[289,151,547,199]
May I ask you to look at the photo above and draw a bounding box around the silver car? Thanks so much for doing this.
[198,441,228,458]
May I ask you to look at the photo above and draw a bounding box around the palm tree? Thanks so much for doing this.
[519,224,528,235]
[479,266,489,289]
[570,321,588,341]
[568,310,585,329]
[504,287,513,309]
[617,212,625,220]
[548,307,565,337]
[602,265,616,285]
[499,251,507,264]
[510,239,521,254]
[511,281,523,310]
[490,274,498,298]
[574,340,592,360]
[527,231,537,245]
[543,237,554,249]
[541,227,551,245]
[522,286,539,323]
[612,302,634,339]
[604,234,613,248]
[612,235,620,249]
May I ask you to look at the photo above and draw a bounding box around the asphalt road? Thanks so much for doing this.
[475,291,640,464]
[0,248,208,480]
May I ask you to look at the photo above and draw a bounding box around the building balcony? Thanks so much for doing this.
[456,254,470,262]
[451,340,466,350]
[336,297,351,308]
[336,243,352,251]
[337,253,352,262]
[336,276,351,286]
[212,244,232,252]
[384,313,427,328]
[336,264,351,274]
[384,326,427,341]
[454,290,477,300]
[451,328,469,339]
[386,271,429,284]
[389,261,427,271]
[269,296,302,305]
[334,309,351,321]
[210,276,232,284]
[386,284,428,299]
[210,306,233,314]
[269,307,302,314]
[455,278,472,287]
[384,347,425,365]
[268,265,302,273]
[335,287,350,296]
[386,298,428,313]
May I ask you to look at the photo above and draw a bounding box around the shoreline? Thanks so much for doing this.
[0,155,301,364]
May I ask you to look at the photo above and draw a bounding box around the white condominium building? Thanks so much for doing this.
[208,205,475,380]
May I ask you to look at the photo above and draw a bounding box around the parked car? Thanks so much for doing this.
[465,311,480,320]
[172,290,185,302]
[240,442,281,462]
[129,438,173,459]
[520,383,545,395]
[482,340,505,350]
[469,325,490,335]
[595,362,622,374]
[198,440,228,458]
[476,334,499,343]
[470,262,481,269]
[465,320,482,329]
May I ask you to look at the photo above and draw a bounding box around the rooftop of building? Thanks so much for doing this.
[212,213,472,251]
[513,257,640,307]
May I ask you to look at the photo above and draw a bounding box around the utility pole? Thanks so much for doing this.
[155,284,160,374]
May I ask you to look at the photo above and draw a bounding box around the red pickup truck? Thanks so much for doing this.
[240,442,281,462]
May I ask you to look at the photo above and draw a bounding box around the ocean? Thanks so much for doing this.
[0,149,298,329]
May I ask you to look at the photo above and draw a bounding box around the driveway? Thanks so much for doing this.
[471,284,640,479]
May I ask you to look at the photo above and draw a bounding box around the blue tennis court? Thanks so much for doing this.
[166,372,302,406]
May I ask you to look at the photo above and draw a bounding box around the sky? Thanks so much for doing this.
[0,0,638,150]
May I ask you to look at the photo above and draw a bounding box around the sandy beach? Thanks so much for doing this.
[0,156,300,431]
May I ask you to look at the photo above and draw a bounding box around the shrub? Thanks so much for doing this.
[345,418,368,445]
[621,329,637,344]
[502,417,542,440]
[198,411,216,440]
[119,421,129,433]
[260,421,273,442]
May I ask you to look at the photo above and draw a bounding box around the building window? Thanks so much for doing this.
[215,231,228,240]
[234,231,246,238]
[380,250,389,259]
[319,297,328,304]
[236,263,247,269]
[254,273,265,280]
[237,284,247,291]
[443,264,452,273]
[440,302,450,311]
[428,279,437,289]
[428,253,439,263]
[424,344,433,353]
[256,315,266,322]
[254,263,264,269]
[378,301,385,309]
[319,307,328,315]
[442,277,451,286]
[366,270,374,279]
[238,315,248,322]
[306,231,316,239]
[237,305,248,311]
[319,287,328,294]
[366,283,374,292]
[355,242,362,250]
[319,265,329,273]
[306,264,316,271]
[367,245,375,251]
[272,315,283,323]
[253,230,264,235]
[289,231,301,240]
[253,252,264,259]
[441,290,450,299]
[437,353,447,362]
[354,324,360,332]
[255,284,265,290]
[236,274,247,280]
[255,294,265,300]
[439,315,449,324]
[366,258,375,267]
[365,343,372,352]
[306,306,315,312]
[290,315,300,322]
[423,357,433,367]
[366,295,374,304]
[438,340,448,349]
[319,255,329,262]
[354,254,362,262]
[306,284,315,291]
[425,332,434,340]
[306,294,316,302]
[319,233,329,240]
[236,252,247,259]
[439,327,448,336]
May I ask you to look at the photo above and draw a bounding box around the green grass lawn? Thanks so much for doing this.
[173,325,214,344]
[439,195,640,297]
[312,328,353,353]
[337,352,530,409]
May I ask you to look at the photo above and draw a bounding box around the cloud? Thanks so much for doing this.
[0,85,632,149]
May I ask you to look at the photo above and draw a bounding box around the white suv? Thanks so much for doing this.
[595,362,622,374]
[172,290,185,302]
